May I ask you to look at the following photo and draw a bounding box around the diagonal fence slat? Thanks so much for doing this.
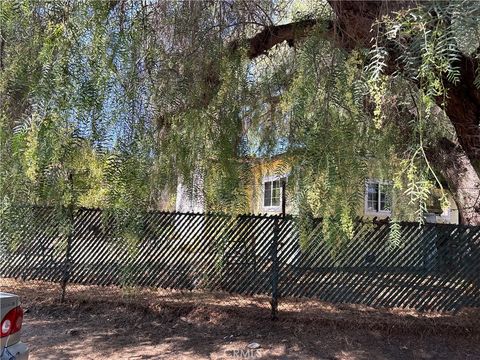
[1,206,479,313]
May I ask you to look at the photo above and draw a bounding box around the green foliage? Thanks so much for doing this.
[364,1,478,224]
[388,219,402,249]
[279,37,381,237]
[1,0,477,248]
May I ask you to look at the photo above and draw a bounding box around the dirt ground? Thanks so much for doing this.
[1,279,480,360]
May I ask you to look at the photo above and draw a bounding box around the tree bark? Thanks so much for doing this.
[426,138,480,225]
[327,0,417,48]
[243,19,322,59]
[443,55,480,161]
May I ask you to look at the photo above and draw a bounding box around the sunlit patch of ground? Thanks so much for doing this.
[2,278,479,359]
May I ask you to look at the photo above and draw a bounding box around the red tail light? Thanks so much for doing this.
[1,306,24,338]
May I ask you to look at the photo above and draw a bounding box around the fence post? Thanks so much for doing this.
[270,216,280,320]
[61,206,74,303]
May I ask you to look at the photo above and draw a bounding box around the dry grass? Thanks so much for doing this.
[1,278,480,359]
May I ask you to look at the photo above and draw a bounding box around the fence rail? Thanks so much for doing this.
[1,207,479,314]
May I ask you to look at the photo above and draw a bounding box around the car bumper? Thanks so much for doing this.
[1,341,29,360]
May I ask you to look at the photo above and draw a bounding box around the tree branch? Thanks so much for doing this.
[238,1,409,58]
[240,19,326,59]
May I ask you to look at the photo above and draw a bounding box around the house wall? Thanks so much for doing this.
[425,189,459,224]
[175,172,205,213]
[173,157,459,225]
[248,158,459,224]
[357,189,459,224]
[249,158,296,215]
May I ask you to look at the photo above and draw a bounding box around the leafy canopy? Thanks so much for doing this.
[1,0,479,242]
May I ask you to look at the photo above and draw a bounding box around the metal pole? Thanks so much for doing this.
[61,173,75,303]
[271,179,286,319]
[61,207,73,303]
[270,216,279,320]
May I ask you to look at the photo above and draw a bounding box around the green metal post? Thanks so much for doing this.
[271,216,280,320]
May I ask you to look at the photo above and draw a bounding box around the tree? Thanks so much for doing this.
[206,0,480,226]
[1,0,479,230]
[239,0,480,225]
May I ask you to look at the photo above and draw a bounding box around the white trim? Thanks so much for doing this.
[263,174,286,182]
[262,175,287,212]
[364,179,392,217]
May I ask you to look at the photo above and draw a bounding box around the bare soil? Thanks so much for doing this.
[1,278,480,360]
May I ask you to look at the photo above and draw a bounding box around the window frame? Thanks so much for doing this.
[364,179,393,216]
[262,175,285,212]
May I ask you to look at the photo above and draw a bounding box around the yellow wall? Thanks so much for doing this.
[248,157,459,224]
[249,158,294,215]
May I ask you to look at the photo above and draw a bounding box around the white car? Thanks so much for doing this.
[0,293,29,360]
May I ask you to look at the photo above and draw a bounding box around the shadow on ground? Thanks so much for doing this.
[3,278,480,359]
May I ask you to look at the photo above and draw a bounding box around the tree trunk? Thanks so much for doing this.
[427,138,480,225]
[443,55,480,161]
[242,1,480,224]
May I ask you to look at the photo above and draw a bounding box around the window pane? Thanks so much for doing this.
[367,183,379,211]
[264,181,272,207]
[380,184,392,211]
[272,180,281,206]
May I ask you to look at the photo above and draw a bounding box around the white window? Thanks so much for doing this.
[365,180,392,216]
[263,176,285,210]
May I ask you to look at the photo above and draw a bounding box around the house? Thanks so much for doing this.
[246,156,459,224]
[175,156,459,224]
